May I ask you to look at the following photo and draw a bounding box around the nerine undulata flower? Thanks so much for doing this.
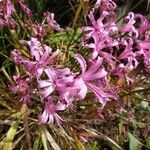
[118,38,138,70]
[17,0,32,18]
[82,0,150,77]
[9,0,150,125]
[74,54,116,107]
[82,10,118,68]
[44,12,63,31]
[15,38,60,76]
[0,0,16,28]
[120,12,138,38]
[37,67,76,107]
[2,0,15,18]
[39,98,66,125]
[94,0,116,11]
[9,76,31,103]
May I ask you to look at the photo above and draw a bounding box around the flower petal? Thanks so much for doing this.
[75,54,87,74]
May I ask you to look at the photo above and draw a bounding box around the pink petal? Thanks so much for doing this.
[44,49,60,65]
[75,54,87,74]
[41,85,55,99]
[74,78,88,99]
[39,110,48,124]
[56,103,66,111]
[86,68,107,81]
[94,0,102,9]
[38,80,52,88]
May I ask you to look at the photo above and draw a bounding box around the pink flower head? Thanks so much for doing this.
[54,68,76,108]
[118,38,138,70]
[11,49,24,64]
[94,0,116,12]
[20,37,52,61]
[37,67,56,99]
[17,0,32,18]
[136,40,150,71]
[134,14,149,33]
[74,54,115,107]
[17,38,60,76]
[82,10,118,67]
[9,76,31,103]
[44,12,63,31]
[0,0,16,28]
[120,12,138,38]
[3,0,15,18]
[37,67,76,107]
[39,99,66,124]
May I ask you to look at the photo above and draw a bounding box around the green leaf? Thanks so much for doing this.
[0,121,19,150]
[106,136,123,150]
[128,132,142,150]
[41,129,48,150]
[43,127,61,150]
[145,137,150,149]
[33,137,41,150]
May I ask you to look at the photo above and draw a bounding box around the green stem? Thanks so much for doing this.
[0,99,12,110]
[72,0,83,28]
[1,66,13,84]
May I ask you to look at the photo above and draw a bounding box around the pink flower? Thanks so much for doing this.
[44,12,63,31]
[37,67,76,107]
[10,49,24,64]
[0,0,16,28]
[10,76,27,92]
[74,54,115,107]
[82,10,118,67]
[118,38,138,70]
[20,37,52,62]
[39,99,66,124]
[133,14,149,33]
[13,38,60,76]
[9,76,31,103]
[136,40,150,70]
[94,0,116,11]
[3,0,15,18]
[17,0,32,18]
[37,68,56,99]
[120,12,138,38]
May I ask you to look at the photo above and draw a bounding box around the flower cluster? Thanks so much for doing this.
[10,37,114,124]
[7,0,150,124]
[0,0,16,29]
[82,0,150,80]
[0,0,62,35]
[0,0,34,29]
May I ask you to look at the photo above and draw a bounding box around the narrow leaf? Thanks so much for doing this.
[41,130,48,150]
[0,121,19,150]
[33,137,41,150]
[128,132,142,150]
[43,127,61,150]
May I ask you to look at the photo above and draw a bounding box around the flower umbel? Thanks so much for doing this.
[39,99,66,125]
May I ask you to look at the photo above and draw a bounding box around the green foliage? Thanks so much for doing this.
[128,132,143,150]
[0,121,19,150]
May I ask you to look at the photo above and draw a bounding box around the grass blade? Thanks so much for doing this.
[0,121,19,150]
